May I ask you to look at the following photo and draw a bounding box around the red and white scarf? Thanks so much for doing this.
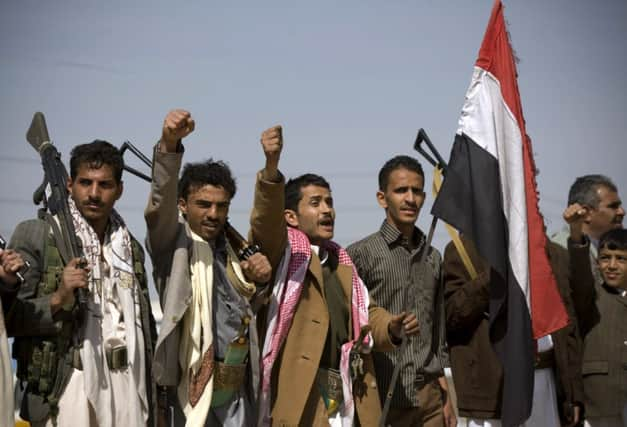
[259,227,372,427]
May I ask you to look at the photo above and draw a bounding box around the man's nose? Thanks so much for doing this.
[608,256,619,269]
[617,205,625,217]
[88,184,100,198]
[206,206,219,218]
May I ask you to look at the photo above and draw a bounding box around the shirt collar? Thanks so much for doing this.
[378,220,424,248]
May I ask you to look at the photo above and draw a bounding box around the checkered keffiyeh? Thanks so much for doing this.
[258,227,372,427]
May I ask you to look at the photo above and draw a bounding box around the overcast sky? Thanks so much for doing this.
[1,1,626,306]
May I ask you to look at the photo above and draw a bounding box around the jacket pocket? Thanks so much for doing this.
[582,360,609,376]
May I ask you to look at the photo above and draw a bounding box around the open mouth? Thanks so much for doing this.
[319,219,334,230]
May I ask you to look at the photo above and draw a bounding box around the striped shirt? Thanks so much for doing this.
[347,221,446,408]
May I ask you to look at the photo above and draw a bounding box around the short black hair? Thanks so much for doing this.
[285,173,330,212]
[599,228,627,252]
[378,155,424,191]
[178,159,237,201]
[70,140,124,183]
[568,175,617,208]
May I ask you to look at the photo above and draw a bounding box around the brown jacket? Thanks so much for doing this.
[250,171,395,426]
[443,238,589,420]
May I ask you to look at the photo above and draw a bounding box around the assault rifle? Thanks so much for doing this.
[26,112,88,317]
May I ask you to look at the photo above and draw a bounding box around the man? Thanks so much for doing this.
[9,140,157,426]
[251,126,419,426]
[443,207,593,426]
[579,228,627,427]
[0,246,27,426]
[146,110,272,426]
[347,155,455,427]
[552,174,624,283]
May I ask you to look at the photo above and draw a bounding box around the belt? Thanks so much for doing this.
[71,345,128,371]
[534,349,555,370]
[316,368,344,417]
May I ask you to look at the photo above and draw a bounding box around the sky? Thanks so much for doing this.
[1,0,626,313]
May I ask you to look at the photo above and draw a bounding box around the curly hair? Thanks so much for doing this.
[70,140,124,183]
[178,159,237,200]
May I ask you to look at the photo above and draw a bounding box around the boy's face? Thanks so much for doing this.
[598,247,627,289]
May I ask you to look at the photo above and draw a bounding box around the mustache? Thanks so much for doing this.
[83,198,103,206]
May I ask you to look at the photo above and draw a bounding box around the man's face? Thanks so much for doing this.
[598,247,627,289]
[377,167,425,232]
[585,186,624,239]
[179,184,231,242]
[67,164,123,231]
[285,185,335,246]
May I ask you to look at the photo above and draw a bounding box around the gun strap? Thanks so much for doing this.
[41,212,74,266]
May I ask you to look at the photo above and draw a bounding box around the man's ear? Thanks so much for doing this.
[284,209,299,227]
[66,176,73,193]
[178,197,187,216]
[116,180,124,201]
[376,190,388,209]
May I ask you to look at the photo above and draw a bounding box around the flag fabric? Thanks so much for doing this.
[431,1,570,425]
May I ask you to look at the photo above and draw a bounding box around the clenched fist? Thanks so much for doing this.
[563,203,588,243]
[260,125,282,180]
[240,252,272,284]
[161,109,195,152]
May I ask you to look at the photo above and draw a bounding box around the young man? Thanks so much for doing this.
[9,140,157,426]
[443,205,594,427]
[146,110,272,426]
[347,155,455,427]
[251,126,419,426]
[581,228,627,427]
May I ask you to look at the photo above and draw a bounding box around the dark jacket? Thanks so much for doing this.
[443,237,589,420]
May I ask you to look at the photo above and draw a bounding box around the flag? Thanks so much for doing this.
[431,1,570,425]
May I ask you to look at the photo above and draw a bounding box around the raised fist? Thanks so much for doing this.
[161,109,195,152]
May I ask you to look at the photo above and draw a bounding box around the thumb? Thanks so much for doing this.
[390,311,406,323]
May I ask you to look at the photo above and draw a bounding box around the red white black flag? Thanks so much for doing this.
[431,1,570,425]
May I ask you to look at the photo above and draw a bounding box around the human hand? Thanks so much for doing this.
[563,203,588,243]
[260,125,282,180]
[50,257,89,313]
[0,249,26,286]
[388,311,419,340]
[240,252,272,284]
[161,109,195,152]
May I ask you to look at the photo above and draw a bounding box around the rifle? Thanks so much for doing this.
[26,112,88,316]
[379,129,446,427]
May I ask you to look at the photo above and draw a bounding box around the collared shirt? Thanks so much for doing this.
[347,220,446,408]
